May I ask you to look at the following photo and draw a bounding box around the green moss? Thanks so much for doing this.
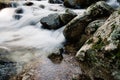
[118,10,120,14]
[110,28,120,40]
[94,24,99,29]
[92,37,105,50]
[87,38,93,44]
[111,24,116,30]
[115,46,120,58]
[80,50,85,53]
[85,49,98,65]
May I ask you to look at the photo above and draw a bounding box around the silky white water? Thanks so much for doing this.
[107,0,120,8]
[0,0,85,62]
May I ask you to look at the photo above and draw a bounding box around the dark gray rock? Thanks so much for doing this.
[15,8,24,14]
[23,2,34,6]
[13,15,22,20]
[39,5,45,9]
[0,62,17,80]
[10,2,19,8]
[49,0,63,4]
[40,13,62,29]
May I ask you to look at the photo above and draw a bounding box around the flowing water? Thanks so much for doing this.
[0,0,85,80]
[0,0,119,80]
[107,0,120,8]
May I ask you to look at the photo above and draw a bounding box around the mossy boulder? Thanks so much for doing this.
[63,1,114,42]
[76,9,120,80]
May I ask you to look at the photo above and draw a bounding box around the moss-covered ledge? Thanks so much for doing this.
[76,9,120,80]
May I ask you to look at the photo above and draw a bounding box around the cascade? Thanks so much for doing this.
[107,0,120,8]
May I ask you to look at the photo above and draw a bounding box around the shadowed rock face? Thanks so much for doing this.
[63,0,107,8]
[49,0,63,4]
[76,9,120,80]
[0,2,11,10]
[63,1,114,42]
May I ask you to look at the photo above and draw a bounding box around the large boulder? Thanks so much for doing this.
[40,10,77,30]
[40,13,62,29]
[63,1,114,42]
[59,9,77,25]
[63,0,106,8]
[76,9,120,80]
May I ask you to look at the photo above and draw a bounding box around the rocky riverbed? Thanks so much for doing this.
[0,0,120,80]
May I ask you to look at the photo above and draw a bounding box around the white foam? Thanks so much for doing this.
[0,0,85,62]
[107,0,120,8]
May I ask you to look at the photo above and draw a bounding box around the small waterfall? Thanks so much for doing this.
[107,0,120,8]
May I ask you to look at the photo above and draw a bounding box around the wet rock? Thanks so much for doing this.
[0,46,12,62]
[10,55,82,80]
[15,8,24,14]
[63,0,107,8]
[86,1,114,18]
[85,19,106,35]
[39,5,45,9]
[63,1,114,42]
[59,9,77,25]
[76,9,120,80]
[40,13,62,30]
[117,0,120,4]
[13,15,22,20]
[0,62,17,80]
[48,53,63,64]
[48,48,64,64]
[10,2,19,8]
[23,2,34,6]
[63,14,89,42]
[49,0,63,4]
[0,2,11,10]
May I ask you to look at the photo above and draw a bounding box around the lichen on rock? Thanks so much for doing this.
[76,9,120,80]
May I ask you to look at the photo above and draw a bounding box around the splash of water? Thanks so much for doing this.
[107,0,120,8]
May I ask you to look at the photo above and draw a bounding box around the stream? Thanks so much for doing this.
[0,0,119,80]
